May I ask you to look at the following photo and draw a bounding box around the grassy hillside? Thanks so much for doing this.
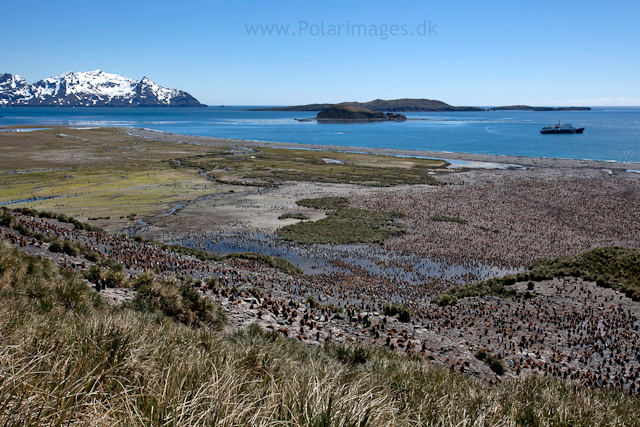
[434,246,640,305]
[529,246,640,299]
[1,239,639,426]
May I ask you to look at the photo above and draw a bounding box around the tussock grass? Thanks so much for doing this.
[278,207,404,244]
[7,208,301,278]
[434,246,640,305]
[3,208,110,265]
[296,196,350,209]
[433,275,518,306]
[382,302,413,322]
[529,246,640,300]
[1,239,640,426]
[278,212,310,220]
[475,348,507,375]
[133,235,221,262]
[130,272,226,329]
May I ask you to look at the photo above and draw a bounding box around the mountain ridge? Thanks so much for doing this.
[0,70,206,107]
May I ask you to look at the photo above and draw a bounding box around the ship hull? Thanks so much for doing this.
[540,127,585,134]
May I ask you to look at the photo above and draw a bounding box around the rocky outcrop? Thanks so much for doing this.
[316,105,407,121]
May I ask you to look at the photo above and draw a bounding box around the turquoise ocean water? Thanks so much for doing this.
[1,107,640,163]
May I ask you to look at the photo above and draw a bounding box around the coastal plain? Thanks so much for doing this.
[2,124,640,419]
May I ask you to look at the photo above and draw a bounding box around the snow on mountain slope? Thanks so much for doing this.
[0,73,32,104]
[0,73,28,93]
[0,70,206,107]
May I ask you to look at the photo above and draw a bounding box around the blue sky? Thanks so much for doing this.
[3,0,640,106]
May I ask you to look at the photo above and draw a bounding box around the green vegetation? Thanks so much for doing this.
[278,207,404,244]
[104,268,127,288]
[431,215,468,224]
[0,127,223,221]
[528,246,640,300]
[180,147,445,187]
[81,258,127,289]
[323,303,345,313]
[130,272,226,329]
[48,239,79,256]
[475,349,507,375]
[278,212,310,220]
[101,258,124,272]
[0,166,217,221]
[284,197,404,244]
[1,238,639,425]
[434,246,640,305]
[433,275,518,306]
[296,196,349,209]
[0,243,98,314]
[324,342,372,366]
[382,302,413,322]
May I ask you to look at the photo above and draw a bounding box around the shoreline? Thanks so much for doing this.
[123,126,640,171]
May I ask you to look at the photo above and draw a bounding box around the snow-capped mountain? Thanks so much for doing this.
[0,70,206,107]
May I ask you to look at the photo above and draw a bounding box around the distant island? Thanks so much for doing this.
[252,98,485,112]
[315,105,407,121]
[488,105,591,111]
[252,99,592,113]
[0,70,206,107]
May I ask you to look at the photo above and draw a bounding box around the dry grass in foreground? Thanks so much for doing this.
[1,239,639,426]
